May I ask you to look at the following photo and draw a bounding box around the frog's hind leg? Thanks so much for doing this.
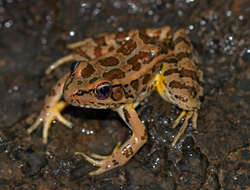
[45,54,75,74]
[155,29,203,147]
[45,33,123,75]
[155,62,197,147]
[45,38,99,74]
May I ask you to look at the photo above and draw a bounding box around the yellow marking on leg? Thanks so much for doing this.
[48,101,71,126]
[43,101,71,143]
[154,64,168,95]
[128,103,135,110]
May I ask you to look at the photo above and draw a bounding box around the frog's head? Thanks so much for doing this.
[63,61,130,109]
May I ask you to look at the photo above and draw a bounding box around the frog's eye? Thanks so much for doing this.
[95,82,112,100]
[71,61,80,73]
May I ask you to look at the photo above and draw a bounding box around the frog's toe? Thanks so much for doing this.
[75,151,115,175]
[27,116,43,134]
[42,101,72,143]
[88,153,109,160]
[87,142,121,160]
[75,142,122,175]
[171,110,194,147]
[191,111,198,130]
[28,101,72,144]
[89,165,110,176]
[53,106,72,129]
[75,152,104,166]
[172,110,187,128]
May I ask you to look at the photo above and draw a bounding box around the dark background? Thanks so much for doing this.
[0,0,249,189]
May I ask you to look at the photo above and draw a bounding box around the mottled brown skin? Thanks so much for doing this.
[28,26,203,175]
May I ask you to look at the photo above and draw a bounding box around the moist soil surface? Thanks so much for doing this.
[0,0,249,189]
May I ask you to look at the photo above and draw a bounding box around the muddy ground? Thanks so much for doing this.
[0,0,249,189]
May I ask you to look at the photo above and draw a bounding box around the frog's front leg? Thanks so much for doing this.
[28,73,72,144]
[75,104,147,175]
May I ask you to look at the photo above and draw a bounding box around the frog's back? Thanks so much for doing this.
[64,27,173,109]
[89,30,170,103]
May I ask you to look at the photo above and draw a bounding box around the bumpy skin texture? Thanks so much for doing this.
[28,26,203,175]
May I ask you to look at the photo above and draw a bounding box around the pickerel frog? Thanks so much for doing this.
[28,26,203,175]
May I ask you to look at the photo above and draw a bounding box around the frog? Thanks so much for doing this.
[28,26,203,175]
